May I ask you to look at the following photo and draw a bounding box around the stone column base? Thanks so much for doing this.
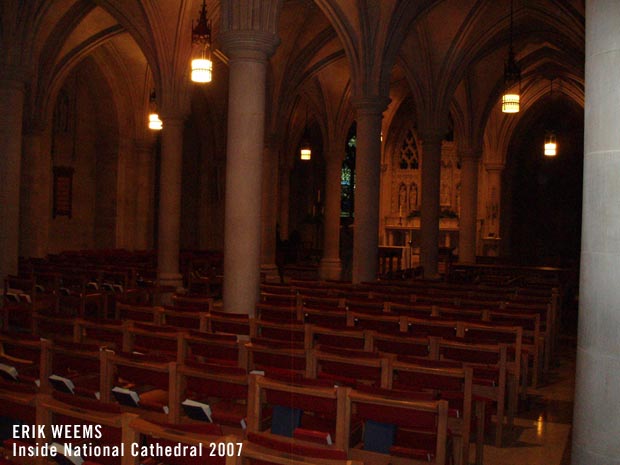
[158,272,184,290]
[260,263,281,283]
[319,258,342,281]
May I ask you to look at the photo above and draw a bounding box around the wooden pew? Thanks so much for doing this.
[178,330,247,369]
[36,392,135,465]
[99,350,176,423]
[246,373,350,450]
[435,338,508,447]
[308,346,390,388]
[347,389,449,465]
[172,361,248,432]
[388,360,475,465]
[127,417,238,465]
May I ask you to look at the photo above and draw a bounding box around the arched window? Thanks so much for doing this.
[399,129,419,170]
[341,124,356,218]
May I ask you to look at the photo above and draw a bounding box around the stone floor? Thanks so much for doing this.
[479,336,575,465]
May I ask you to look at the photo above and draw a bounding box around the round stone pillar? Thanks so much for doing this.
[20,125,52,259]
[278,164,292,239]
[458,151,480,263]
[221,32,278,315]
[484,163,503,239]
[261,140,279,277]
[572,3,620,464]
[319,153,344,280]
[135,139,155,251]
[157,115,185,288]
[351,97,389,284]
[0,70,26,283]
[419,131,443,278]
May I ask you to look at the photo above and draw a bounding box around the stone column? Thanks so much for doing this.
[458,150,480,263]
[278,164,292,239]
[419,130,443,278]
[20,125,52,259]
[351,97,389,284]
[484,163,503,238]
[261,140,279,277]
[220,32,278,315]
[157,115,185,288]
[572,3,620,464]
[0,69,26,283]
[134,139,155,250]
[319,153,344,280]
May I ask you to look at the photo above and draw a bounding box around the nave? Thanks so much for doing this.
[1,250,573,465]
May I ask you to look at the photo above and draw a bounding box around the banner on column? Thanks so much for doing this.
[53,166,74,218]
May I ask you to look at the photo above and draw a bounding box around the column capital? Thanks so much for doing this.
[159,113,187,127]
[418,129,445,145]
[485,162,505,172]
[458,149,482,162]
[220,31,280,62]
[351,96,391,115]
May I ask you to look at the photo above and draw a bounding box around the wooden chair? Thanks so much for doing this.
[115,302,163,323]
[127,416,238,465]
[347,389,449,465]
[250,319,305,344]
[308,346,390,388]
[246,373,350,450]
[245,338,307,375]
[435,338,508,447]
[305,324,370,350]
[99,349,176,423]
[39,339,103,399]
[36,392,135,465]
[172,360,249,432]
[367,331,432,358]
[209,311,251,336]
[74,318,126,349]
[161,306,209,331]
[178,330,247,369]
[389,359,476,465]
[240,432,363,465]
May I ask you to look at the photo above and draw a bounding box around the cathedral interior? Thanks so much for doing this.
[1,1,618,464]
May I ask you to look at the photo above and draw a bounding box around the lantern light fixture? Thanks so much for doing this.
[502,0,520,113]
[148,90,162,131]
[543,80,557,157]
[191,0,213,83]
[544,131,557,157]
[300,107,312,161]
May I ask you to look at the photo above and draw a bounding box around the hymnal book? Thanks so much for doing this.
[49,374,76,394]
[270,405,302,438]
[249,370,265,376]
[0,363,18,381]
[182,399,212,422]
[112,386,141,407]
[293,428,333,445]
[50,442,84,465]
[363,420,396,454]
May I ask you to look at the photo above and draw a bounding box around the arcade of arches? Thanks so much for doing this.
[2,1,620,464]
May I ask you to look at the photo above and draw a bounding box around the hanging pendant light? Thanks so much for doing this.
[502,0,520,113]
[148,90,162,130]
[191,0,213,83]
[544,131,557,157]
[543,80,557,157]
[300,107,312,161]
